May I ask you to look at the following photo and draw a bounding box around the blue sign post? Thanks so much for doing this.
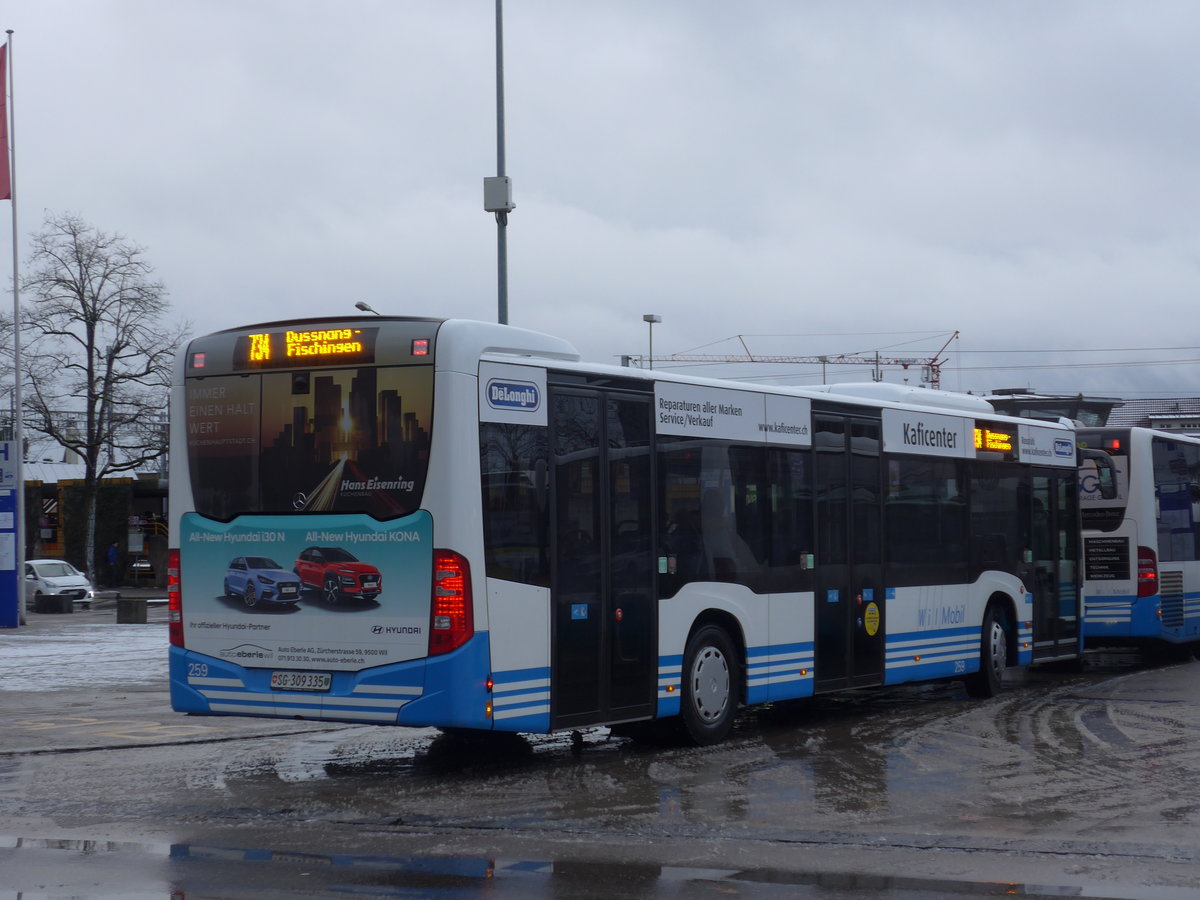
[0,441,19,628]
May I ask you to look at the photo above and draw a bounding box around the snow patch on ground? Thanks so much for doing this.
[0,625,168,690]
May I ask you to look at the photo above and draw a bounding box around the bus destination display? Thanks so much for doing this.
[232,327,378,369]
[974,422,1015,460]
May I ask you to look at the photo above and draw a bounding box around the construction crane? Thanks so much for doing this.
[635,331,960,390]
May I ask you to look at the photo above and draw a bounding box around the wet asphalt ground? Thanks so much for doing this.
[2,601,1200,898]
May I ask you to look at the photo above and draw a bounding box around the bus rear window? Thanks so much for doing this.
[185,365,433,520]
[1077,430,1129,533]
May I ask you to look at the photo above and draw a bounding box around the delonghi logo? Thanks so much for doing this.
[1054,439,1074,457]
[487,378,540,411]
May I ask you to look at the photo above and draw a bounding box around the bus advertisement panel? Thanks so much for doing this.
[178,511,432,670]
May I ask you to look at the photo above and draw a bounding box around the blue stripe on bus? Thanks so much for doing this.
[170,633,492,734]
[488,664,551,731]
[888,625,978,644]
[493,710,551,730]
[745,641,816,703]
[883,626,981,684]
[169,647,425,724]
[885,657,979,685]
[492,688,549,704]
[1083,593,1162,638]
[886,644,974,666]
[492,697,551,714]
[492,666,551,685]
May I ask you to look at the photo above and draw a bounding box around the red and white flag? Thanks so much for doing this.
[0,44,9,201]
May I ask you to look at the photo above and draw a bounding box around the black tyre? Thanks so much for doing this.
[680,624,740,745]
[323,574,341,606]
[966,605,1009,698]
[243,583,258,608]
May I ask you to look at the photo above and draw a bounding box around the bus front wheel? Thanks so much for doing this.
[680,624,740,745]
[966,605,1009,698]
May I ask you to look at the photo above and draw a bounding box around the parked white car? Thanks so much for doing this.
[25,558,96,608]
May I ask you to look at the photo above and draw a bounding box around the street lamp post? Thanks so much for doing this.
[643,314,661,369]
[483,0,515,325]
[355,301,382,316]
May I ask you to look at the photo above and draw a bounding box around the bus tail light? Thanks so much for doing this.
[168,548,183,647]
[1136,546,1158,598]
[429,549,473,656]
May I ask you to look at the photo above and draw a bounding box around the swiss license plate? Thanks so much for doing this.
[270,671,331,692]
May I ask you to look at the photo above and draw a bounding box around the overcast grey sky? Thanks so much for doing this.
[5,1,1199,395]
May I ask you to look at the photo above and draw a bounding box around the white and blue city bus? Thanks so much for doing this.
[1078,426,1200,648]
[168,316,1082,744]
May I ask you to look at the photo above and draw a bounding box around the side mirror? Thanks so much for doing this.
[1079,449,1117,500]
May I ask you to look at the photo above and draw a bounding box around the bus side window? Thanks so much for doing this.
[480,422,551,587]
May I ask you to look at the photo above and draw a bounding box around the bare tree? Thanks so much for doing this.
[21,212,189,581]
[0,309,15,433]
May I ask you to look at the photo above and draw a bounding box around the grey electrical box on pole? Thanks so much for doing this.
[484,176,515,213]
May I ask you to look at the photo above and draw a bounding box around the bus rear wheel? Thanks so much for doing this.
[680,624,740,745]
[966,605,1008,698]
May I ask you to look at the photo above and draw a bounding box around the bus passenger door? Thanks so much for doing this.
[813,413,885,692]
[549,387,657,730]
[1030,471,1081,659]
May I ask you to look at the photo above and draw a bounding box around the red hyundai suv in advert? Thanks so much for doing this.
[293,546,382,605]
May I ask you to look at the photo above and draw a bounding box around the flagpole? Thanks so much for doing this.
[6,30,24,625]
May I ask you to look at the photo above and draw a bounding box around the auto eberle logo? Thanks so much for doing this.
[1054,439,1073,457]
[487,378,540,411]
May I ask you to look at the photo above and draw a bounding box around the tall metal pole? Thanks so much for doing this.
[6,30,24,625]
[494,0,508,325]
[643,314,661,370]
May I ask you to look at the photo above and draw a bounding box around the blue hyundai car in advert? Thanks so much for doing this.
[223,556,303,608]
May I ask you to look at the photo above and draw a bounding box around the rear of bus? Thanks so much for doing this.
[1077,427,1200,644]
[168,317,508,728]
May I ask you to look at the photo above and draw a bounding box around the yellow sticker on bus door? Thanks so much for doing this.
[863,602,880,636]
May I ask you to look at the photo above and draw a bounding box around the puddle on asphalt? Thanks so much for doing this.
[2,835,1196,899]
